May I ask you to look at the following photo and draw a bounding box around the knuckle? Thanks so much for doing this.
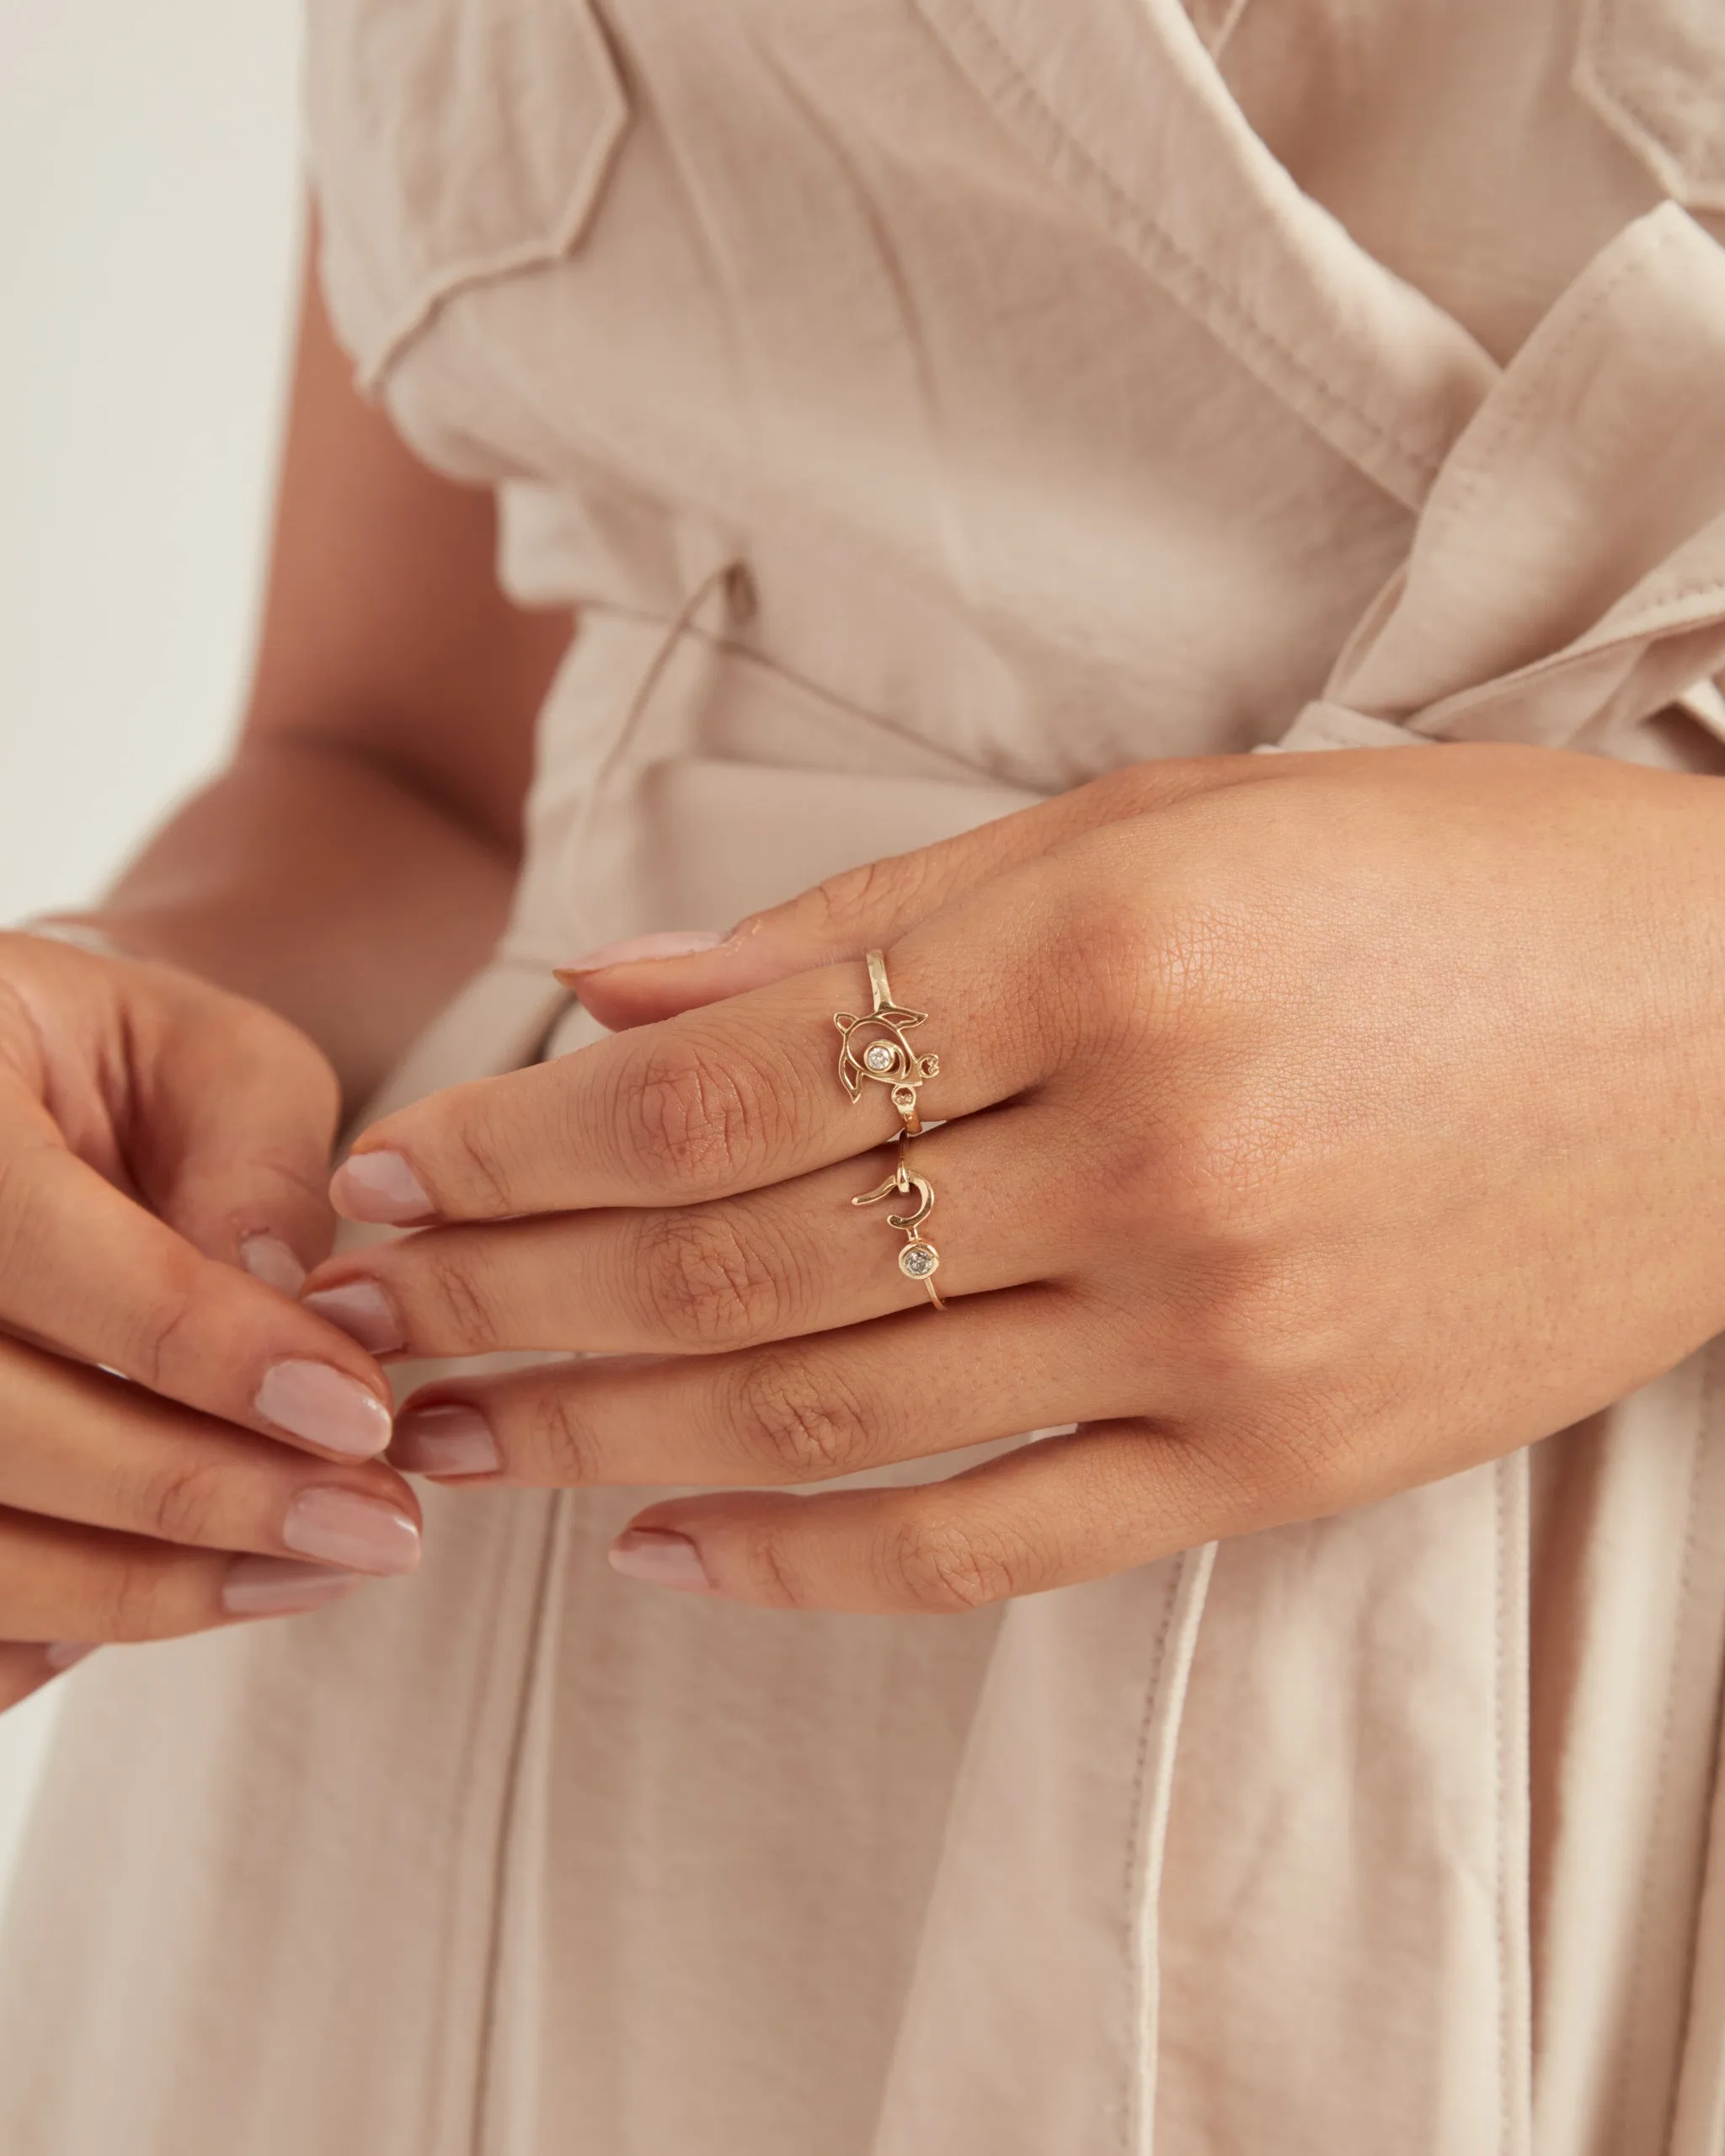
[90,1550,192,1643]
[621,1037,788,1193]
[414,1246,505,1354]
[443,1097,519,1214]
[132,1454,230,1548]
[727,1520,816,1609]
[724,1350,874,1481]
[633,1209,789,1348]
[882,1513,1023,1614]
[126,1258,205,1391]
[804,855,916,943]
[522,1382,601,1487]
[1129,1091,1299,1257]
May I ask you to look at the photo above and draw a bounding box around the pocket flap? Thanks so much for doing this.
[308,0,632,389]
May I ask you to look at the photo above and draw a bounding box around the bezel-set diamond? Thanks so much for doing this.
[863,1041,898,1073]
[899,1241,940,1279]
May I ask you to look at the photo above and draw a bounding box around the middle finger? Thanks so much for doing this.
[329,911,1070,1226]
[307,1102,1087,1359]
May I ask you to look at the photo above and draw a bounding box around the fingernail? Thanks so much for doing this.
[44,1642,96,1673]
[255,1361,393,1458]
[608,1528,714,1593]
[390,1401,500,1478]
[222,1556,366,1618]
[330,1150,434,1225]
[281,1487,421,1576]
[239,1233,306,1296]
[554,929,725,981]
[302,1279,404,1355]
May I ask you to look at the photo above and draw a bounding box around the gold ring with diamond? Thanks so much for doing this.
[851,1136,945,1308]
[836,951,948,1308]
[833,948,939,1134]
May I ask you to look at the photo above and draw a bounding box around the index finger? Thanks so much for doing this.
[0,1099,394,1461]
[331,867,1084,1225]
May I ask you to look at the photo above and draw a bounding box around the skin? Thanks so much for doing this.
[307,743,1725,1616]
[0,250,568,1710]
[9,244,1725,1692]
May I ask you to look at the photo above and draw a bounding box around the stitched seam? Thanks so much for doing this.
[1580,0,1725,211]
[927,0,1448,499]
[1665,1342,1725,2154]
[1122,1557,1187,2156]
[1608,1372,1710,2156]
[1494,1463,1509,2156]
[467,1491,569,2154]
[1418,214,1686,564]
[360,2,633,390]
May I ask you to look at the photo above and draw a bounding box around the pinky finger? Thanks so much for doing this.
[607,1419,1284,1616]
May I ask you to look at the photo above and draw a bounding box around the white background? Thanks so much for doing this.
[0,0,303,1899]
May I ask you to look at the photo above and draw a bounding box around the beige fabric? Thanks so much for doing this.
[8,2,1725,2149]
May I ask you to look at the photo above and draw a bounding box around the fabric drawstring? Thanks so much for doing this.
[1129,1540,1216,2156]
[473,553,754,2149]
[570,554,756,879]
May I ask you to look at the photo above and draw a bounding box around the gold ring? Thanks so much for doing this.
[836,951,947,1308]
[834,947,939,1134]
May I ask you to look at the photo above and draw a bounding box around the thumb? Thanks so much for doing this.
[563,752,1274,1030]
[123,975,345,1294]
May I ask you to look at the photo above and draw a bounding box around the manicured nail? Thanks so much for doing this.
[554,929,725,981]
[330,1150,434,1225]
[608,1528,714,1593]
[239,1233,306,1296]
[302,1279,404,1355]
[281,1487,421,1576]
[390,1401,500,1478]
[44,1642,96,1673]
[222,1556,366,1618]
[255,1361,393,1457]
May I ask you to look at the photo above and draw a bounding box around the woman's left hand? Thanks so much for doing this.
[306,743,1725,1614]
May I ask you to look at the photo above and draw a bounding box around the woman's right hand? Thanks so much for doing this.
[0,931,419,1714]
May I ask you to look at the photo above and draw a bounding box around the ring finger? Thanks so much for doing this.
[387,1279,1140,1489]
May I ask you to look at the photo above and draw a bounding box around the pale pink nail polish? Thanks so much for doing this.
[330,1150,434,1225]
[556,929,725,979]
[43,1642,96,1673]
[239,1233,307,1296]
[255,1361,393,1457]
[222,1557,366,1618]
[281,1488,421,1576]
[608,1529,714,1593]
[302,1280,403,1355]
[390,1402,500,1478]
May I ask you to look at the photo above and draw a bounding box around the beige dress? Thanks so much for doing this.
[8,2,1725,2149]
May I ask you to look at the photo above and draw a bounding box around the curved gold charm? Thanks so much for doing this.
[833,948,939,1134]
[852,1137,945,1309]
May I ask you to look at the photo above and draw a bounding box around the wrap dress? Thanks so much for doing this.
[6,1,1725,2149]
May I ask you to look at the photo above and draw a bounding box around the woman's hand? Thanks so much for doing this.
[0,934,419,1711]
[310,744,1725,1614]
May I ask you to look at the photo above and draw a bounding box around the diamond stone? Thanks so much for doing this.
[863,1042,897,1073]
[900,1242,939,1279]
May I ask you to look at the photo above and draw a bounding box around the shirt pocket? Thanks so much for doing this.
[1574,0,1725,215]
[307,0,633,392]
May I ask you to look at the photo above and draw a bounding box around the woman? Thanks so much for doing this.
[3,0,1725,2148]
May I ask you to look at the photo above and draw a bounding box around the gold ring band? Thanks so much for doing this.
[836,950,948,1308]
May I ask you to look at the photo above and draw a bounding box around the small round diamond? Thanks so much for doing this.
[863,1042,897,1074]
[900,1242,939,1279]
